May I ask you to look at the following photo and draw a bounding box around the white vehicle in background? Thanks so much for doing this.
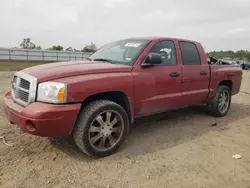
[208,57,239,66]
[225,60,238,65]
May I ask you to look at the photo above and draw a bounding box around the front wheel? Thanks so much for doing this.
[73,100,129,157]
[206,85,231,117]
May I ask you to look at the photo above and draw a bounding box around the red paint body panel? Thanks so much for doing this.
[132,65,183,116]
[132,39,182,116]
[3,37,243,137]
[53,72,135,120]
[54,72,134,103]
[4,92,81,136]
[23,61,132,83]
[207,65,242,100]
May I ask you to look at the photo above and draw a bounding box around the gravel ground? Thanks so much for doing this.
[0,71,250,188]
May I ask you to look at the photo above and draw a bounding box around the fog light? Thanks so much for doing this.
[26,120,36,132]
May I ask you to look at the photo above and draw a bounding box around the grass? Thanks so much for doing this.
[0,61,52,71]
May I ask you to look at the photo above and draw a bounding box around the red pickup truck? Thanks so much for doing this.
[4,37,242,157]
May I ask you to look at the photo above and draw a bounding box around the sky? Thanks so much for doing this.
[0,0,250,52]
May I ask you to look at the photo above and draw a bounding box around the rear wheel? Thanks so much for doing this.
[73,100,129,157]
[206,85,231,117]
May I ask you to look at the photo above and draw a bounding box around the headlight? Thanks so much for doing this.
[37,82,67,103]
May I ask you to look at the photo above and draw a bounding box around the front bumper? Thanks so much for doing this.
[4,91,81,137]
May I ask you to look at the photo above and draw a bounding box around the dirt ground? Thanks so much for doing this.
[0,61,51,72]
[0,71,250,188]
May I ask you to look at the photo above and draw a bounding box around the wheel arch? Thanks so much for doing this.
[218,80,232,91]
[80,91,134,124]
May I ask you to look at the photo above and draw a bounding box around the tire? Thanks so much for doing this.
[73,100,129,157]
[206,85,231,117]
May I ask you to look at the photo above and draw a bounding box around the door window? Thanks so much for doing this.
[179,42,201,65]
[149,41,177,66]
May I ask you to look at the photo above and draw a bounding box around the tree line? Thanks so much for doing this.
[19,38,97,52]
[206,50,250,61]
[19,38,250,61]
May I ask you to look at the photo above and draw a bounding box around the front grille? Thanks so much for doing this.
[20,78,30,90]
[11,72,37,106]
[19,89,29,102]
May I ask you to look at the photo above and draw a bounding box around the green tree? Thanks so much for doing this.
[246,52,250,61]
[235,50,245,60]
[20,38,41,49]
[48,45,64,51]
[82,42,97,52]
[207,50,250,61]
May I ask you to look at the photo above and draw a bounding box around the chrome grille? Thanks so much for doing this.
[20,78,30,90]
[19,89,29,102]
[11,72,37,106]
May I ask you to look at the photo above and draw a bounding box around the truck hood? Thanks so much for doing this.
[22,61,132,82]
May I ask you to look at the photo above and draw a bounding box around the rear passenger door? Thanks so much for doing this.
[179,41,210,106]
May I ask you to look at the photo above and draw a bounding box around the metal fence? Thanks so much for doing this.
[0,47,92,62]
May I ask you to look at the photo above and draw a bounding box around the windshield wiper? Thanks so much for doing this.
[93,58,114,64]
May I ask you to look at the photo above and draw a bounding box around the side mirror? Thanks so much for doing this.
[141,53,162,66]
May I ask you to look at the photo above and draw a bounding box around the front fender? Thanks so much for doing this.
[52,72,135,116]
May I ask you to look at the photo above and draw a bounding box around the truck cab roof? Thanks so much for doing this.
[125,36,200,44]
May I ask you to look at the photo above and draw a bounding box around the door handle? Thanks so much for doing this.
[169,72,180,77]
[200,71,208,75]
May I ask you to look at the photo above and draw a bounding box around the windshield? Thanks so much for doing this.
[89,39,151,65]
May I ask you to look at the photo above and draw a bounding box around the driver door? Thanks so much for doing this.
[133,40,183,116]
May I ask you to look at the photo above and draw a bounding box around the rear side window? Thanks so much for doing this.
[179,42,201,65]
